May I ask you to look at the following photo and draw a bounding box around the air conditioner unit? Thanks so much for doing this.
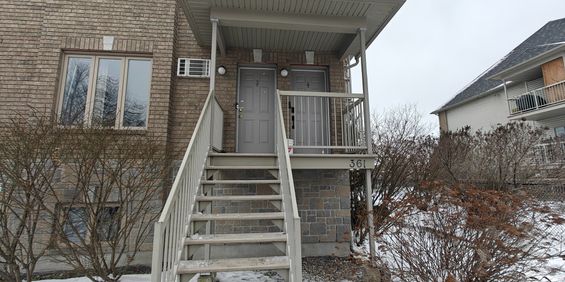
[177,58,210,78]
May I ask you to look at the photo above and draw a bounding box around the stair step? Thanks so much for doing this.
[206,165,279,170]
[201,179,280,185]
[177,256,289,274]
[209,153,277,157]
[209,153,277,167]
[196,195,282,201]
[185,232,287,245]
[192,212,284,221]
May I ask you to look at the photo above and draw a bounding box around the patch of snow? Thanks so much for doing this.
[366,200,565,282]
[216,271,282,281]
[36,274,150,282]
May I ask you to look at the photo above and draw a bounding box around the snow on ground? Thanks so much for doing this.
[36,272,282,282]
[369,200,565,282]
[526,201,565,281]
[36,274,151,282]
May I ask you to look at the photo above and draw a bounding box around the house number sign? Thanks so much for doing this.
[349,159,367,169]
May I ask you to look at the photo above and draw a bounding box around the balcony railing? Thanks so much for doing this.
[278,90,368,154]
[508,80,565,115]
[534,141,565,164]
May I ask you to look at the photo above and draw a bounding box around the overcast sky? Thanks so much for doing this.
[351,0,565,133]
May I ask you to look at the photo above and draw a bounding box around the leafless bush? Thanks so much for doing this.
[351,105,434,245]
[380,183,563,282]
[435,123,546,189]
[0,110,167,281]
[0,111,62,282]
[49,127,168,282]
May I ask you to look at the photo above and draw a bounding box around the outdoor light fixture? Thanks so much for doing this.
[217,65,226,75]
[280,68,289,78]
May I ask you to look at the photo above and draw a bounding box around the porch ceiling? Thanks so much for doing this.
[181,0,405,59]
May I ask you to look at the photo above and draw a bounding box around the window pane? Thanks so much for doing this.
[64,207,87,244]
[96,207,119,241]
[61,57,91,125]
[92,59,121,127]
[123,60,151,127]
[555,126,565,137]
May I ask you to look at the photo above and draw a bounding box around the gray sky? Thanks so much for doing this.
[351,0,565,133]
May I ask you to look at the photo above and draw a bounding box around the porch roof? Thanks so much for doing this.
[180,0,405,59]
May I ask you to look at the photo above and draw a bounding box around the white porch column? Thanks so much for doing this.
[359,27,376,265]
[210,18,219,92]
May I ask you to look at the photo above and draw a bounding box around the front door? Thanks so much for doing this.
[290,69,330,154]
[237,67,276,153]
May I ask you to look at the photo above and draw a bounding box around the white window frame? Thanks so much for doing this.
[57,54,153,130]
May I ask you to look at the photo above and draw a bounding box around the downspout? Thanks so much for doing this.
[359,27,376,266]
[502,79,510,115]
[344,56,360,94]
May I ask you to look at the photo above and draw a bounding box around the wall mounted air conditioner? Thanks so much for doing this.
[177,58,210,78]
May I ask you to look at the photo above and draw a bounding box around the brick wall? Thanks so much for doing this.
[169,12,347,158]
[0,0,177,142]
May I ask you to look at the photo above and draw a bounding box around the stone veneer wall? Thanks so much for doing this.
[294,169,351,256]
[211,169,352,257]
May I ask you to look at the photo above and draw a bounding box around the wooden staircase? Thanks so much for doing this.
[177,153,293,281]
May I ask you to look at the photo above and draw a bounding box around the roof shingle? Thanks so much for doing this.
[435,17,565,113]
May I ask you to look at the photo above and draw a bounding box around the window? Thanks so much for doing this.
[63,207,88,244]
[96,207,119,241]
[554,126,565,138]
[58,55,152,129]
[61,205,120,243]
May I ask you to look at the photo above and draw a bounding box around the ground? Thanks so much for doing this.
[35,256,377,282]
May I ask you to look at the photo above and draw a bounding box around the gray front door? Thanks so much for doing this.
[237,68,276,153]
[290,69,330,154]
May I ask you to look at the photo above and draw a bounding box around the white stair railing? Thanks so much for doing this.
[151,89,220,282]
[275,90,303,281]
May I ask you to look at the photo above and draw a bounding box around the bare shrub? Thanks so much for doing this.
[435,123,546,189]
[380,183,562,282]
[0,111,62,282]
[351,105,434,245]
[0,110,167,282]
[49,127,168,282]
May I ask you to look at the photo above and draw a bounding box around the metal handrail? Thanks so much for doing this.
[534,140,565,164]
[508,80,565,114]
[279,90,367,152]
[151,89,217,282]
[275,90,302,281]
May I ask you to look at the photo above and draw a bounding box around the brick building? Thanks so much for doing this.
[0,0,404,280]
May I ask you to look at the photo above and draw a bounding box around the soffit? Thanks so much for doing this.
[181,0,404,58]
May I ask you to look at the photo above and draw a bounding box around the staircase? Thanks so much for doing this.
[178,153,291,281]
[151,90,302,282]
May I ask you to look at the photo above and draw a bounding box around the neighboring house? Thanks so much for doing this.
[433,18,565,141]
[1,0,405,281]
